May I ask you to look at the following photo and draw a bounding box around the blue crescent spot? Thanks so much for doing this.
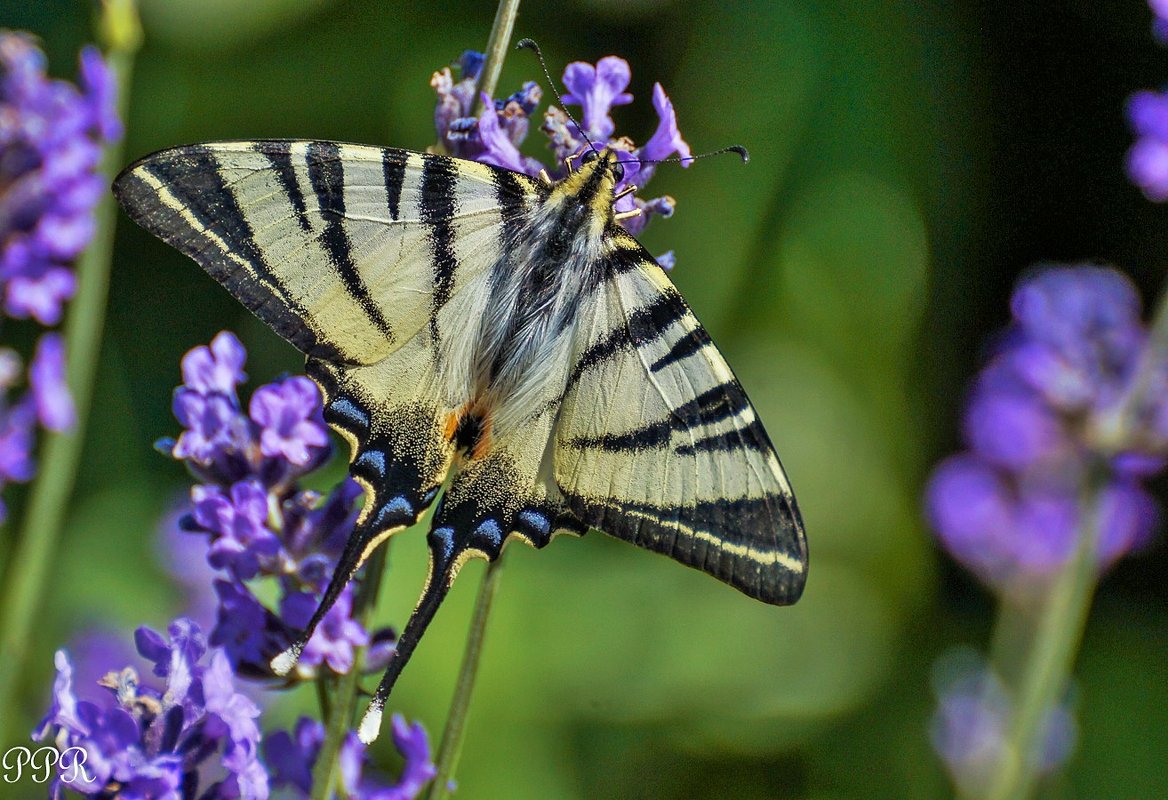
[355,449,387,474]
[430,526,457,562]
[372,495,414,528]
[518,509,550,536]
[473,518,503,547]
[328,396,370,429]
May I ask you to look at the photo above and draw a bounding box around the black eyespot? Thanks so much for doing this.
[612,161,625,183]
[581,149,600,164]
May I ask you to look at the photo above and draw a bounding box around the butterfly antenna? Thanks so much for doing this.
[624,144,750,167]
[516,38,600,157]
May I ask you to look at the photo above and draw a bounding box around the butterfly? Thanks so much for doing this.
[113,140,807,743]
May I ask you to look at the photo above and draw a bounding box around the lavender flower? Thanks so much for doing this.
[1129,89,1168,201]
[163,332,392,681]
[430,49,691,242]
[1152,0,1168,44]
[0,32,118,520]
[34,619,268,799]
[925,267,1161,593]
[930,648,1076,797]
[0,32,119,324]
[267,714,436,798]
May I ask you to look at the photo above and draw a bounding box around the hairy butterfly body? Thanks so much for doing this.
[113,141,807,743]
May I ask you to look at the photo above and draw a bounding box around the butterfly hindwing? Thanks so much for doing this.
[553,233,808,605]
[113,140,535,365]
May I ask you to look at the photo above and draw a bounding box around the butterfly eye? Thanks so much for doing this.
[612,161,625,183]
[581,149,600,165]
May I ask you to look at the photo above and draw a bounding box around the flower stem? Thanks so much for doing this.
[311,545,388,800]
[426,557,506,800]
[0,1,140,726]
[982,472,1106,800]
[472,0,521,116]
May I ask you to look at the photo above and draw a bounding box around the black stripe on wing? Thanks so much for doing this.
[382,148,408,221]
[561,287,689,402]
[565,380,765,456]
[561,490,806,605]
[303,141,396,344]
[419,154,460,346]
[113,144,345,363]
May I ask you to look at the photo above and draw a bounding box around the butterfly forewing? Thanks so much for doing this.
[113,141,533,365]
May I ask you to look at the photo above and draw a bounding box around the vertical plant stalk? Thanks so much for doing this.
[311,545,388,800]
[472,0,521,117]
[982,472,1106,800]
[426,557,506,800]
[0,0,141,724]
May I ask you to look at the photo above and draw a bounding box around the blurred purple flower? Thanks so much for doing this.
[0,33,119,325]
[0,32,115,523]
[34,619,269,799]
[930,648,1076,795]
[925,267,1161,592]
[267,714,436,798]
[1128,90,1168,200]
[1151,0,1168,43]
[28,332,74,430]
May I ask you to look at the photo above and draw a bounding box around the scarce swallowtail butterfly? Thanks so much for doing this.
[113,139,807,743]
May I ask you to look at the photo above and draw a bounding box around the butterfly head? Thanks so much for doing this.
[554,148,626,220]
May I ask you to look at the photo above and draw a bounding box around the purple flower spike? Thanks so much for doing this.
[1128,89,1168,200]
[182,331,248,397]
[0,33,119,326]
[37,620,270,799]
[249,376,329,467]
[931,648,1076,796]
[28,333,75,431]
[561,57,634,140]
[926,266,1165,592]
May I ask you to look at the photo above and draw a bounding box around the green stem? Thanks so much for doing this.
[471,0,521,116]
[982,473,1106,800]
[426,557,506,800]
[311,545,388,800]
[0,1,140,726]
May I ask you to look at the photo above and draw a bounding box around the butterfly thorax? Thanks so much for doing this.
[454,152,621,446]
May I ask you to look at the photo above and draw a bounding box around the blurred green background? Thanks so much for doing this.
[2,0,1167,797]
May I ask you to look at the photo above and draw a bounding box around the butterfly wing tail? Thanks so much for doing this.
[357,536,458,744]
